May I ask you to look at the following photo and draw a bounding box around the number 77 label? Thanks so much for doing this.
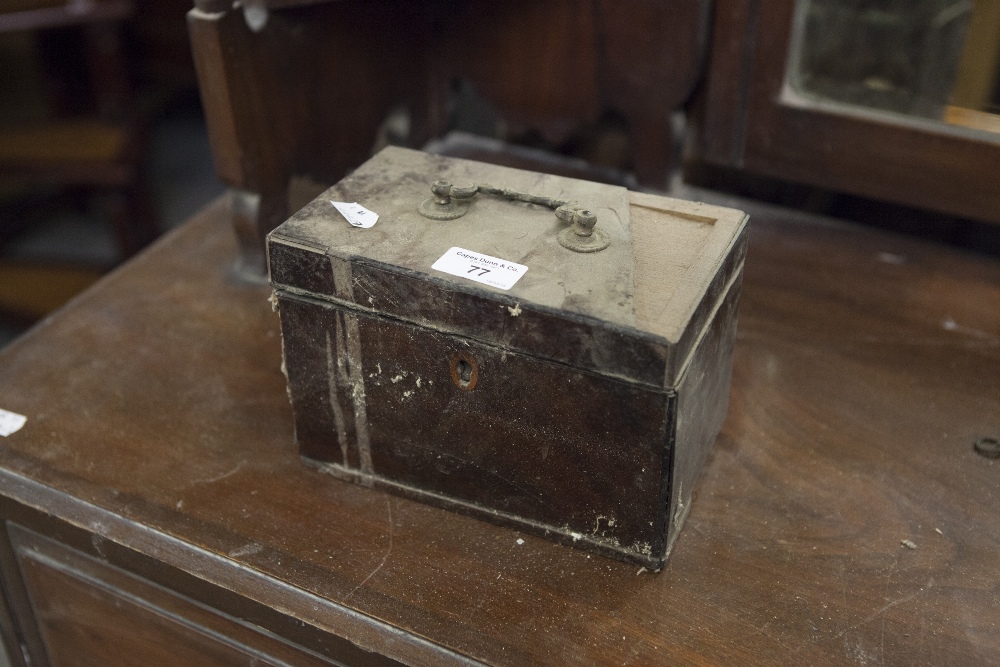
[431,247,528,290]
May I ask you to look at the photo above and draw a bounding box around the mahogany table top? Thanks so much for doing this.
[0,195,997,665]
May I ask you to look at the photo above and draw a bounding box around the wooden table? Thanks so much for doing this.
[0,195,997,666]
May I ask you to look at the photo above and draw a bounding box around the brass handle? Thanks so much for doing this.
[418,180,610,253]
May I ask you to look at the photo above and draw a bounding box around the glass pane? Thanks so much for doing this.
[788,0,1000,135]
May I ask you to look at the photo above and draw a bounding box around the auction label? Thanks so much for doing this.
[331,201,379,228]
[431,247,527,290]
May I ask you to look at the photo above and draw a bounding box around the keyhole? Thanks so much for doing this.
[450,352,478,391]
[457,360,472,385]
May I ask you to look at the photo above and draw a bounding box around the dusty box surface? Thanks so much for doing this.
[267,147,748,569]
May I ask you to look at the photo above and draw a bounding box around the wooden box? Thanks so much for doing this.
[267,148,748,569]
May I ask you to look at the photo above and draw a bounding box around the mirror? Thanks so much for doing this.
[786,0,1000,136]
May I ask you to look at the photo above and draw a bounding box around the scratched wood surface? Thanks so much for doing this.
[0,195,997,665]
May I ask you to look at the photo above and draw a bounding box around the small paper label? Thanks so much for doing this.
[0,409,26,437]
[431,247,528,291]
[331,201,378,229]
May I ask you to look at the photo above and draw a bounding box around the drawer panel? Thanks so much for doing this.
[7,525,342,667]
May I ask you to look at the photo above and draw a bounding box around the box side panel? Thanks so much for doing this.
[665,266,744,558]
[277,292,669,562]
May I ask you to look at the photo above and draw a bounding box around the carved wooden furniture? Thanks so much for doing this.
[0,193,997,665]
[187,0,712,273]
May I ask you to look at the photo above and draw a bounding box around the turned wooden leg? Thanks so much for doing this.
[230,188,287,281]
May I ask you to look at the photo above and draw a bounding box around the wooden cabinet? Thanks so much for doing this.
[692,0,1000,225]
[0,202,458,667]
[7,526,342,667]
[0,195,998,665]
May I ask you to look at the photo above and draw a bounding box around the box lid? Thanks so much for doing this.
[268,147,747,389]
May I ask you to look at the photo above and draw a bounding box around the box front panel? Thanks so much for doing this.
[278,293,669,559]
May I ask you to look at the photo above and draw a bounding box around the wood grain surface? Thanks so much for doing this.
[10,525,343,667]
[0,195,997,665]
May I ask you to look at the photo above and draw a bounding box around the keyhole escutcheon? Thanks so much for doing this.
[450,351,479,391]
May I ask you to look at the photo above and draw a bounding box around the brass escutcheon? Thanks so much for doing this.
[450,351,479,391]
